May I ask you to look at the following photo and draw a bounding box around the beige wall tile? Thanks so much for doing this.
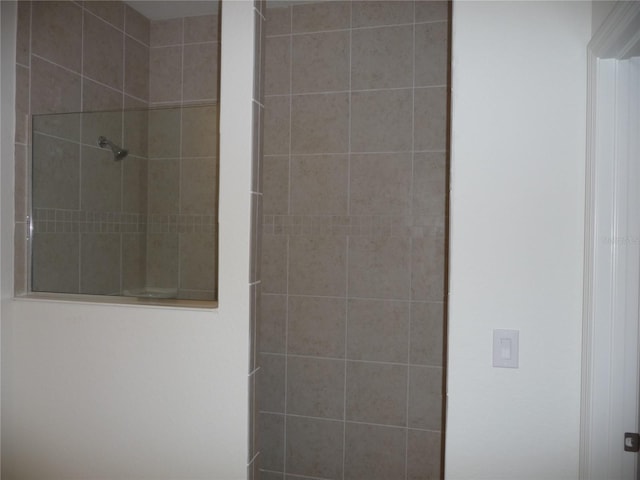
[125,5,150,45]
[15,65,29,144]
[346,361,407,425]
[351,89,412,153]
[287,356,344,418]
[290,154,348,215]
[123,108,149,158]
[261,234,287,294]
[288,235,347,296]
[150,18,183,47]
[344,423,406,480]
[81,110,123,149]
[32,134,80,210]
[179,232,217,291]
[125,37,150,101]
[410,301,445,366]
[250,193,262,284]
[80,233,121,294]
[348,235,411,300]
[407,429,442,480]
[347,299,409,362]
[352,1,414,27]
[286,416,343,479]
[266,6,291,37]
[81,146,122,212]
[263,156,289,215]
[14,222,28,295]
[183,43,218,101]
[288,295,346,357]
[291,93,349,154]
[83,78,122,111]
[185,14,219,43]
[14,145,27,222]
[148,107,181,158]
[180,157,217,214]
[413,151,447,221]
[408,366,443,430]
[292,31,349,93]
[31,57,81,114]
[32,1,82,72]
[181,105,218,157]
[415,22,449,87]
[83,12,124,90]
[122,233,147,292]
[415,0,449,23]
[292,1,350,33]
[252,102,264,194]
[149,46,182,103]
[264,96,290,155]
[352,25,413,90]
[259,413,285,471]
[148,159,179,214]
[146,233,178,288]
[349,152,412,216]
[123,157,148,214]
[32,111,81,143]
[265,36,290,96]
[411,234,446,301]
[16,1,30,65]
[414,86,447,151]
[258,354,285,413]
[32,233,79,293]
[84,1,124,29]
[260,294,287,353]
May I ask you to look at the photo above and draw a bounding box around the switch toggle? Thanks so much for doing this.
[493,329,519,368]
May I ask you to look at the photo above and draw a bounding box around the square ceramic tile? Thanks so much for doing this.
[290,154,348,215]
[182,104,218,156]
[291,93,349,154]
[80,233,121,294]
[351,25,413,90]
[149,46,182,103]
[352,1,414,27]
[346,361,407,425]
[180,157,217,214]
[264,96,290,155]
[147,159,179,214]
[407,429,442,480]
[413,152,447,220]
[84,1,124,29]
[81,110,123,150]
[263,156,289,215]
[179,232,217,291]
[410,301,445,366]
[258,354,286,412]
[266,6,291,37]
[123,108,149,158]
[288,296,346,357]
[185,14,219,43]
[14,145,27,222]
[265,36,291,95]
[259,413,285,471]
[411,234,446,301]
[122,233,146,292]
[32,233,79,293]
[286,356,345,418]
[292,31,349,93]
[145,233,178,289]
[150,18,183,47]
[14,222,28,295]
[83,78,123,111]
[286,416,343,479]
[183,43,219,101]
[125,37,150,101]
[16,1,30,65]
[348,235,411,300]
[349,153,412,216]
[15,65,29,144]
[408,366,443,430]
[125,5,150,45]
[351,89,412,153]
[148,107,180,158]
[347,299,410,363]
[344,423,406,480]
[31,57,81,114]
[81,146,122,212]
[32,135,80,210]
[259,294,287,353]
[288,235,347,296]
[415,0,449,23]
[415,22,449,87]
[83,12,124,90]
[261,234,288,294]
[292,1,350,33]
[414,87,448,151]
[32,1,82,72]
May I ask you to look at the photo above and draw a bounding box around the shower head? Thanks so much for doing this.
[98,136,128,160]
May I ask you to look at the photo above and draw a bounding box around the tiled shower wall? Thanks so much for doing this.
[14,0,151,295]
[15,1,219,299]
[258,1,448,479]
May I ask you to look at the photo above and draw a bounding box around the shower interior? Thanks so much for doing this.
[30,104,219,301]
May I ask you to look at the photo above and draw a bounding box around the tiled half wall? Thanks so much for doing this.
[258,1,449,479]
[14,1,219,300]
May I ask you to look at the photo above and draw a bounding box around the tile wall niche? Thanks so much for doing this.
[258,1,449,479]
[14,1,220,301]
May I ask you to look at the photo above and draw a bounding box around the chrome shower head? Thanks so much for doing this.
[98,136,128,160]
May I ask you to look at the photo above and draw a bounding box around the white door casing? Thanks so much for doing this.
[581,2,640,479]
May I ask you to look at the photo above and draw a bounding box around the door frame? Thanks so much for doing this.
[581,3,640,479]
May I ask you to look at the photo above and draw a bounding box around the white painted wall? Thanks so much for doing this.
[1,2,254,479]
[446,2,591,479]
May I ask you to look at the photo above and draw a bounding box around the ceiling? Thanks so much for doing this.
[125,1,218,20]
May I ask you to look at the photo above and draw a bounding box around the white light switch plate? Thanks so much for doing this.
[493,329,519,368]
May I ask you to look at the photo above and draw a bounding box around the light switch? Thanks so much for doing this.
[493,329,519,368]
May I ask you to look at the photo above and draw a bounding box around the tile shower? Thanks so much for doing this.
[14,1,219,301]
[257,1,448,479]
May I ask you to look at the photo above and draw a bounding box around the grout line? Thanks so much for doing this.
[83,5,150,48]
[264,149,447,157]
[150,40,219,49]
[259,351,444,369]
